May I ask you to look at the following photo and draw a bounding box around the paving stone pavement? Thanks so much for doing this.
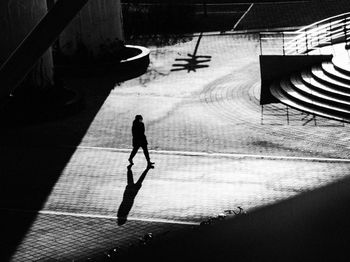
[7,211,189,262]
[2,33,350,261]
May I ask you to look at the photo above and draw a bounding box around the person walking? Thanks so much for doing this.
[128,115,154,167]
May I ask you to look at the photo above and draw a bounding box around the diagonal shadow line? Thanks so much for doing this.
[121,173,350,261]
[117,165,153,226]
[192,32,203,57]
[302,116,316,126]
[0,70,146,260]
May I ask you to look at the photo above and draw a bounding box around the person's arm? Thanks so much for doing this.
[141,122,145,135]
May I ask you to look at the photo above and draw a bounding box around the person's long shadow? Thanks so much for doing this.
[171,32,211,73]
[117,165,153,226]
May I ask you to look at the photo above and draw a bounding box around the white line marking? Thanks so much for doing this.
[5,144,350,163]
[1,208,199,226]
[195,11,245,15]
[233,3,254,30]
[40,210,199,225]
[65,145,350,163]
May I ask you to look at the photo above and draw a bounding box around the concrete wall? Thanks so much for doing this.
[259,55,333,105]
[0,0,54,89]
[57,0,124,59]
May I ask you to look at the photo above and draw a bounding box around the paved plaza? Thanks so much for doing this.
[2,33,350,261]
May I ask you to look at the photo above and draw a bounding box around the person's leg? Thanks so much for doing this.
[128,146,139,165]
[141,145,154,165]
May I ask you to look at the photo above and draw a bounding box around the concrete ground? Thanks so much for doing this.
[2,32,350,261]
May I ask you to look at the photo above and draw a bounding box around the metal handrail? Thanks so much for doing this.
[259,12,350,55]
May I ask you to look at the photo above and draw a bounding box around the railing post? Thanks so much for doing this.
[345,16,350,49]
[305,29,308,54]
[316,23,320,47]
[313,115,317,126]
[282,32,285,56]
[344,17,347,42]
[259,33,262,55]
[203,0,208,17]
[329,18,333,44]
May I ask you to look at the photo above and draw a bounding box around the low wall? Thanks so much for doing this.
[259,54,333,105]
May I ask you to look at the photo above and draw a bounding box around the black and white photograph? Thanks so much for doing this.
[2,0,350,261]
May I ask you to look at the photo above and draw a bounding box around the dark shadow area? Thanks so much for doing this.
[127,34,194,48]
[117,165,153,226]
[235,0,350,31]
[0,79,84,127]
[52,45,145,76]
[171,33,211,73]
[0,68,146,260]
[120,173,350,262]
[121,2,247,42]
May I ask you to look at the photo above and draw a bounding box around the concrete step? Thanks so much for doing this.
[290,74,350,109]
[311,65,350,92]
[332,55,350,76]
[279,78,350,117]
[270,81,349,122]
[300,71,350,100]
[321,61,350,85]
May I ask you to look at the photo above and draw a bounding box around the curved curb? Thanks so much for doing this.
[121,45,150,63]
[54,45,150,79]
[115,45,150,81]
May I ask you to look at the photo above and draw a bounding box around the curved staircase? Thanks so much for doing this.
[271,49,350,122]
[268,10,350,123]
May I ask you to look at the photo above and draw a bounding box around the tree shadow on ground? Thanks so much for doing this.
[0,68,146,260]
[117,165,153,226]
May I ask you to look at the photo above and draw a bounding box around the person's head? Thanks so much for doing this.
[135,115,143,122]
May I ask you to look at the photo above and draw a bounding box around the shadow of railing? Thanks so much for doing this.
[261,104,346,127]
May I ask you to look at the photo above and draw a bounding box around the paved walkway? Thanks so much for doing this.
[2,33,350,261]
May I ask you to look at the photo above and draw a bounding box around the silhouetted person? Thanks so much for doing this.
[128,115,154,167]
[117,164,153,225]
